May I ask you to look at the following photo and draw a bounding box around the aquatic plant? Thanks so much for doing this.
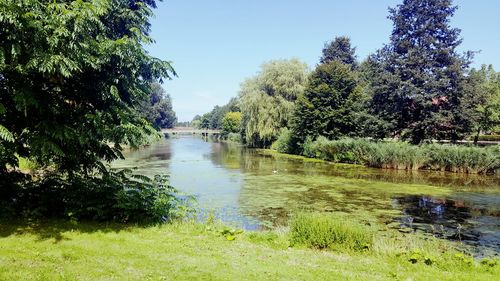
[300,138,500,174]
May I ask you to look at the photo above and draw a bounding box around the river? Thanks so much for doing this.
[112,135,500,256]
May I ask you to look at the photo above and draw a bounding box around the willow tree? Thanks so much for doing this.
[239,59,308,147]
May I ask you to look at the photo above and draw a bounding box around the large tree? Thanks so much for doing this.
[369,0,472,143]
[291,61,364,147]
[239,59,308,147]
[0,0,175,174]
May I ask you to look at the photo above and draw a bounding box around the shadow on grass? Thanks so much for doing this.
[0,219,148,243]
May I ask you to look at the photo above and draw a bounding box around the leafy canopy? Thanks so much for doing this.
[369,0,472,143]
[0,0,175,174]
[139,83,177,129]
[221,112,242,135]
[291,61,364,147]
[239,59,308,147]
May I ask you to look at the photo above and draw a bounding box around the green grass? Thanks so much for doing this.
[290,212,373,250]
[0,219,498,281]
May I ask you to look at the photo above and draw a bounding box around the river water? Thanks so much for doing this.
[112,135,500,256]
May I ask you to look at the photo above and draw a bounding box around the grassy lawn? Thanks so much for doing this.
[0,220,498,281]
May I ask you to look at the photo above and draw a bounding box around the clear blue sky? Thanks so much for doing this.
[146,0,500,122]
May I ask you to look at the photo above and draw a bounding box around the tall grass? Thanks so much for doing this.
[289,212,373,251]
[301,138,500,174]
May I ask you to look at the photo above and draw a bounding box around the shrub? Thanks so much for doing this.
[425,144,500,174]
[289,212,372,251]
[302,136,316,158]
[271,128,294,153]
[0,170,195,223]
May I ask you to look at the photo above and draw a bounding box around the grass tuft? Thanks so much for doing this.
[289,212,373,251]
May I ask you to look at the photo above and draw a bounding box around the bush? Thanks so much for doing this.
[0,170,195,223]
[302,136,316,158]
[289,212,372,251]
[271,128,294,153]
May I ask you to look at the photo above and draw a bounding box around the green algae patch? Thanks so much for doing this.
[258,149,332,164]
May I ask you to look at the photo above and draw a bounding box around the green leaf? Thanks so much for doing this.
[0,124,14,142]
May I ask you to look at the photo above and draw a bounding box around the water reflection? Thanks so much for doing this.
[394,195,500,255]
[113,135,500,255]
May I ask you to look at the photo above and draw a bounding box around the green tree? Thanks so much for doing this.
[140,83,177,129]
[221,112,242,135]
[369,0,472,143]
[291,61,364,148]
[465,65,500,141]
[190,115,202,129]
[320,36,357,68]
[199,113,211,129]
[194,97,240,130]
[0,0,175,173]
[239,59,308,147]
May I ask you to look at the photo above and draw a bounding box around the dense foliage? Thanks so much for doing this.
[467,65,500,140]
[139,83,177,129]
[0,0,186,222]
[221,112,242,135]
[320,36,358,68]
[368,0,473,143]
[0,0,175,173]
[0,170,193,223]
[291,61,365,149]
[192,97,240,130]
[239,59,308,147]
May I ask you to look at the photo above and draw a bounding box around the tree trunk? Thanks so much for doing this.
[473,128,481,145]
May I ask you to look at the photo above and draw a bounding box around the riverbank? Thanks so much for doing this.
[270,136,500,175]
[0,219,498,281]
